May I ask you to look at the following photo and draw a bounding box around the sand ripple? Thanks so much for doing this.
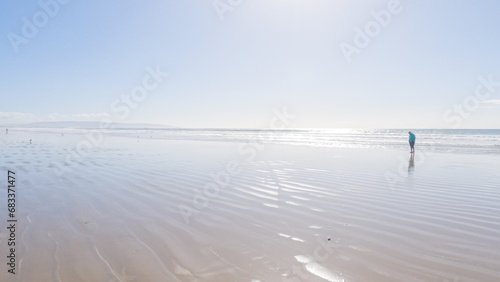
[0,137,499,281]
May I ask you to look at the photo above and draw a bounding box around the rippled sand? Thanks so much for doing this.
[0,132,499,281]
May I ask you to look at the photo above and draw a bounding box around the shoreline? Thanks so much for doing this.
[0,131,499,281]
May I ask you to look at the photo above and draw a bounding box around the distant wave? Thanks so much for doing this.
[11,128,500,154]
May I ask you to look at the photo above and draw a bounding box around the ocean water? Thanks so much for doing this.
[6,128,500,154]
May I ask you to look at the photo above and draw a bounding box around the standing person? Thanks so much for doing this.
[408,131,416,154]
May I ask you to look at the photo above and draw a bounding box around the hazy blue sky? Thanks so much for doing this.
[1,0,500,128]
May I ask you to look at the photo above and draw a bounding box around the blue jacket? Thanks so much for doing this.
[409,133,416,142]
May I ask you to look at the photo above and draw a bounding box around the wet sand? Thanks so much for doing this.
[0,132,499,281]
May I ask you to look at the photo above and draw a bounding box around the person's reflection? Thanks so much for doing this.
[408,154,415,176]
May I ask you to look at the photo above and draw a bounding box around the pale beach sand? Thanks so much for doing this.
[1,131,499,282]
